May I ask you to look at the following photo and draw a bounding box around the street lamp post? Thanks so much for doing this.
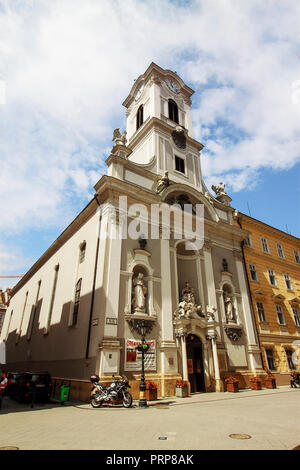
[138,319,149,408]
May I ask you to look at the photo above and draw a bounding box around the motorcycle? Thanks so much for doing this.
[90,374,132,408]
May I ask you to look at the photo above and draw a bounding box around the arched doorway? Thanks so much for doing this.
[186,334,205,393]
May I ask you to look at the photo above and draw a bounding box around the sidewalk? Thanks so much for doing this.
[0,386,299,450]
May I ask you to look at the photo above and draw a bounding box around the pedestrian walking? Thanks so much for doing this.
[290,370,298,388]
[0,371,8,408]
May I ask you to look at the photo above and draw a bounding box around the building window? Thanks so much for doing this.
[292,307,300,327]
[276,243,285,259]
[286,350,295,370]
[249,264,258,281]
[45,264,59,334]
[275,304,285,325]
[244,235,252,247]
[27,280,41,341]
[72,278,82,326]
[265,348,276,371]
[79,241,86,264]
[175,156,185,174]
[261,237,270,254]
[268,269,277,286]
[168,99,179,124]
[284,273,292,290]
[136,105,143,130]
[294,249,300,264]
[256,301,266,322]
[17,291,29,340]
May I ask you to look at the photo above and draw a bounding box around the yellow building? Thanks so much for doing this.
[237,213,300,385]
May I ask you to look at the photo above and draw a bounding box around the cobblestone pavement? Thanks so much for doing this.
[0,386,299,450]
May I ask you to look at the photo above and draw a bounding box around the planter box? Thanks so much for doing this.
[226,382,239,393]
[145,389,157,401]
[265,379,276,389]
[176,386,189,398]
[250,382,262,390]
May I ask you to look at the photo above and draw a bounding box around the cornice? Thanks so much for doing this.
[239,212,300,244]
[128,116,204,152]
[243,246,300,271]
[10,196,100,297]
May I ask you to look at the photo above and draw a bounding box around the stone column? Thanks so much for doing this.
[179,333,188,382]
[160,239,178,395]
[207,332,223,392]
[95,202,122,377]
[160,239,174,341]
[203,242,219,323]
[234,250,263,371]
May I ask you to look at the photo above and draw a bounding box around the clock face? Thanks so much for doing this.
[135,85,144,101]
[165,78,180,94]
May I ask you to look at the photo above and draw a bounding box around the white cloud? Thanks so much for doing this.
[0,0,299,238]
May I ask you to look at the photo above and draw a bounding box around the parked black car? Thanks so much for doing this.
[6,372,22,397]
[12,372,52,403]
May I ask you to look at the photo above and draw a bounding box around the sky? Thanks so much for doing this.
[0,0,300,290]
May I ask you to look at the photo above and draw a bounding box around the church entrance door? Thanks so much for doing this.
[186,334,205,393]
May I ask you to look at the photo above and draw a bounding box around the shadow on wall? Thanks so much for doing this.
[3,286,111,380]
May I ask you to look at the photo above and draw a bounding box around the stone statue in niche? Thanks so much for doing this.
[224,295,236,323]
[173,281,203,321]
[132,273,147,313]
[222,258,229,272]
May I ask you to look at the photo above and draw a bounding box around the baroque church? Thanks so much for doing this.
[1,63,264,399]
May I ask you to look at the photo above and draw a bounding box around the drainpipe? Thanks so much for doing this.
[85,193,101,359]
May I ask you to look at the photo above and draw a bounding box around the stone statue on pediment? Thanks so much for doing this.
[112,128,127,146]
[155,171,170,194]
[211,182,227,197]
[173,281,203,321]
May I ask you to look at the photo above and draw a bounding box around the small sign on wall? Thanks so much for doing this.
[106,318,118,325]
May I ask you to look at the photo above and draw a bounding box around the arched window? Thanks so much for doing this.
[168,99,179,124]
[72,278,82,326]
[79,241,86,264]
[136,105,144,130]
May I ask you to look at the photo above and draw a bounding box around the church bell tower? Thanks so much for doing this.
[121,62,204,192]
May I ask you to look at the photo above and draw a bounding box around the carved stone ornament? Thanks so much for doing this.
[224,326,242,342]
[211,182,227,197]
[211,182,232,206]
[173,281,204,322]
[206,305,217,322]
[155,171,170,194]
[112,128,127,147]
[171,126,186,149]
[204,191,214,205]
[206,332,218,341]
[127,318,155,335]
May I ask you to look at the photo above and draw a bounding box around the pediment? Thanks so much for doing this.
[288,297,300,304]
[162,184,219,223]
[272,293,285,301]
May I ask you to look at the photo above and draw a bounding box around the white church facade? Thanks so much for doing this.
[1,63,263,399]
